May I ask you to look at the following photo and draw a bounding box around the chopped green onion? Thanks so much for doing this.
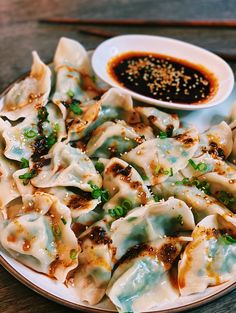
[220,234,236,245]
[20,157,29,169]
[46,132,57,149]
[70,101,83,115]
[189,159,208,172]
[37,107,49,122]
[52,225,61,239]
[91,74,97,83]
[101,189,109,203]
[218,190,236,208]
[197,162,208,172]
[70,249,78,260]
[154,163,161,175]
[188,159,198,169]
[159,131,167,139]
[61,217,67,225]
[121,199,133,211]
[95,161,105,173]
[53,123,60,132]
[24,129,37,139]
[91,188,101,199]
[163,168,173,176]
[108,206,125,218]
[67,90,74,98]
[175,177,190,185]
[154,194,163,202]
[89,183,109,202]
[19,169,37,185]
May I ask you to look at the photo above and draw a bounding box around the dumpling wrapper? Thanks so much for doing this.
[0,192,79,282]
[31,142,102,191]
[1,52,51,121]
[107,237,184,313]
[103,157,152,212]
[178,214,236,296]
[122,127,199,185]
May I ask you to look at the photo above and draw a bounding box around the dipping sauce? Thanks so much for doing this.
[108,52,218,104]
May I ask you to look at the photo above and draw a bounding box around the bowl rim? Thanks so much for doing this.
[92,34,235,111]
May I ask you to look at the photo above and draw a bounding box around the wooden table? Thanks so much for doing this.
[1,0,236,312]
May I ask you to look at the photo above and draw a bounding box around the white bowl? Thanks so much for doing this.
[92,34,234,111]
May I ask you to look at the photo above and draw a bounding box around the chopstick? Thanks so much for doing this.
[40,18,236,28]
[77,27,236,62]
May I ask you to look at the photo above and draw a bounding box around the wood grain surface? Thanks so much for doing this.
[1,0,236,312]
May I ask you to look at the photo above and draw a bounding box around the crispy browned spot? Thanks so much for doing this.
[174,132,197,147]
[157,243,178,266]
[148,115,157,123]
[80,226,112,246]
[66,194,91,211]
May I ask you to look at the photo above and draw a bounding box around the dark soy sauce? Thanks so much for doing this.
[108,52,218,105]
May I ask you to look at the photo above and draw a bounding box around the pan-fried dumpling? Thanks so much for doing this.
[73,220,113,305]
[107,238,183,313]
[182,153,236,211]
[178,214,236,296]
[111,197,195,260]
[122,127,199,185]
[195,121,232,159]
[156,173,236,224]
[0,121,20,208]
[2,103,66,162]
[52,37,100,117]
[103,158,152,213]
[1,52,51,121]
[31,142,102,191]
[86,121,143,158]
[0,192,79,282]
[136,106,179,135]
[67,88,137,142]
[46,186,100,219]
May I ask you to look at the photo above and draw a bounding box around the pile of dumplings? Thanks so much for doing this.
[0,37,236,313]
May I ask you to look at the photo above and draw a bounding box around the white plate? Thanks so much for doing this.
[0,56,236,313]
[92,35,234,111]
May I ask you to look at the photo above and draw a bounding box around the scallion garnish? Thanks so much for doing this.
[70,100,83,115]
[188,159,208,172]
[67,90,75,98]
[37,107,49,122]
[154,163,161,175]
[70,249,78,260]
[108,206,125,218]
[46,132,57,149]
[163,168,173,176]
[19,169,37,185]
[153,194,163,202]
[89,183,109,203]
[108,198,133,219]
[61,217,67,225]
[220,234,236,245]
[52,225,61,239]
[95,161,105,173]
[188,159,198,169]
[121,199,133,211]
[24,129,37,139]
[218,190,236,209]
[20,157,29,169]
[159,131,167,139]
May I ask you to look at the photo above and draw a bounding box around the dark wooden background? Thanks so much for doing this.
[1,0,236,312]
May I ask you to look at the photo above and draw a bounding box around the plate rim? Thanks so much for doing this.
[0,55,236,313]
